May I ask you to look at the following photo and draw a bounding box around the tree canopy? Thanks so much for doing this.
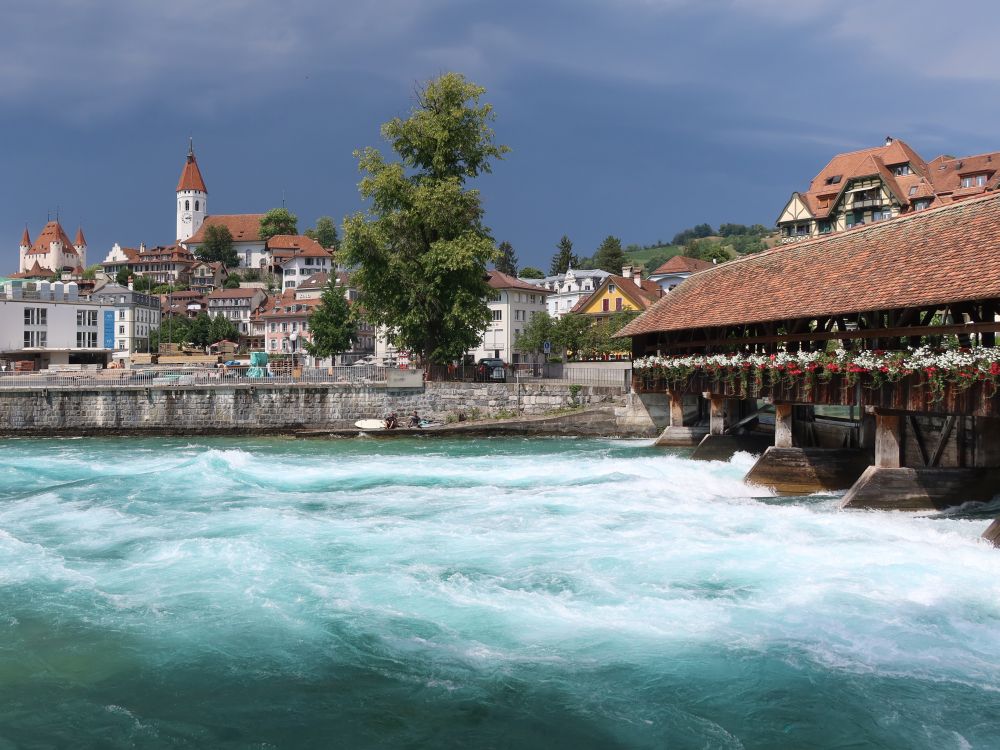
[259,208,299,241]
[150,312,239,351]
[197,224,238,267]
[305,279,357,360]
[305,216,339,249]
[340,72,509,364]
[592,235,625,273]
[549,235,578,276]
[519,266,544,279]
[495,241,518,276]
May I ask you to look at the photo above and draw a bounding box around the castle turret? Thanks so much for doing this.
[74,225,87,267]
[18,226,31,272]
[176,138,208,242]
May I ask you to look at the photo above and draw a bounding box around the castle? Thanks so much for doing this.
[17,220,87,276]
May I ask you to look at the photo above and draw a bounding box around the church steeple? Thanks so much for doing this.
[176,138,208,242]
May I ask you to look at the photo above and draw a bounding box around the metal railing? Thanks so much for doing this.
[425,363,631,388]
[0,364,390,389]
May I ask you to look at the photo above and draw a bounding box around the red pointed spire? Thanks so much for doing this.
[176,137,208,193]
[20,225,30,247]
[74,225,86,247]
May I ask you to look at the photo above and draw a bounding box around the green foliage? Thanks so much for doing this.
[340,72,508,364]
[685,238,735,264]
[592,235,625,273]
[517,311,556,355]
[150,315,190,350]
[115,268,130,286]
[259,208,299,241]
[549,235,578,276]
[495,241,518,276]
[552,313,593,360]
[305,279,357,359]
[209,314,240,345]
[224,273,242,289]
[519,266,544,279]
[132,276,154,292]
[568,384,582,405]
[304,216,339,249]
[672,223,714,246]
[547,310,638,361]
[81,264,101,280]
[197,225,238,267]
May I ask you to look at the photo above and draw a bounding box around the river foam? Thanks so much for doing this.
[0,436,998,748]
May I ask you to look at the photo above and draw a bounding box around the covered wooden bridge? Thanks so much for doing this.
[619,192,1000,544]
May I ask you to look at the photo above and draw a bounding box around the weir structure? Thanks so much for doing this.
[619,192,1000,545]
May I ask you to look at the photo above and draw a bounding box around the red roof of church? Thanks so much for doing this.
[185,214,264,244]
[176,147,208,193]
[25,221,78,256]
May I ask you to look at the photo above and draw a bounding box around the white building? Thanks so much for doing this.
[535,268,610,318]
[17,220,87,275]
[471,271,549,364]
[646,255,714,293]
[266,235,335,289]
[205,287,267,336]
[0,280,113,369]
[176,139,208,243]
[88,283,162,353]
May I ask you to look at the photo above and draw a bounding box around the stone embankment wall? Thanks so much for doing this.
[0,382,625,435]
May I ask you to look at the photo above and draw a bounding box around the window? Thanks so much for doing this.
[616,298,623,311]
[817,220,832,234]
[893,164,911,176]
[76,331,97,348]
[978,174,988,187]
[824,175,842,185]
[24,330,47,347]
[908,186,918,196]
[491,309,502,322]
[269,340,277,350]
[602,298,610,312]
[608,284,616,293]
[914,199,931,211]
[195,200,200,211]
[119,325,126,334]
[118,310,126,319]
[872,210,891,222]
[185,200,190,210]
[795,223,810,236]
[846,212,864,228]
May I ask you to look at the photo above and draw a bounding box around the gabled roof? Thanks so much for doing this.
[260,291,322,319]
[206,287,265,300]
[9,261,52,278]
[487,270,549,292]
[25,220,78,255]
[572,274,662,314]
[621,191,1000,337]
[185,214,264,244]
[176,147,208,193]
[296,272,331,291]
[266,234,331,260]
[650,255,715,275]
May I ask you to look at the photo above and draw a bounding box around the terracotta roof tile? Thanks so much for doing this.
[176,151,208,193]
[26,220,78,255]
[266,234,332,259]
[651,255,715,274]
[487,270,549,292]
[185,214,264,244]
[621,191,1000,338]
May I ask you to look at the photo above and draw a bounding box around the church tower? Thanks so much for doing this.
[176,138,208,242]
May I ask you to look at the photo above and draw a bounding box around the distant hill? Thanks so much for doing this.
[622,223,779,271]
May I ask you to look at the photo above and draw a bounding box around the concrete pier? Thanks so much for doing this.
[746,447,870,495]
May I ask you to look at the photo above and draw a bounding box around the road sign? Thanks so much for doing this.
[543,340,552,354]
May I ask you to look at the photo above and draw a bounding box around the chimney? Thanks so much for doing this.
[885,135,894,146]
[633,267,642,285]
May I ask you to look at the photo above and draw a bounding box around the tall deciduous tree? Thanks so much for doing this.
[259,208,299,241]
[592,235,625,274]
[549,235,578,276]
[305,216,339,249]
[495,241,518,276]
[340,72,509,364]
[305,279,357,360]
[197,225,238,267]
[519,266,544,279]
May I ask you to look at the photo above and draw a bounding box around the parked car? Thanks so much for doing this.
[476,358,507,382]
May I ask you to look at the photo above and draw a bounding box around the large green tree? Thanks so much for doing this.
[340,72,509,364]
[197,225,238,267]
[259,208,299,241]
[304,216,339,249]
[549,235,578,276]
[519,266,544,279]
[305,279,357,360]
[552,313,593,361]
[495,241,518,276]
[592,235,625,274]
[517,311,556,357]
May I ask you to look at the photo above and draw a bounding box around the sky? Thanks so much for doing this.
[5,0,1000,272]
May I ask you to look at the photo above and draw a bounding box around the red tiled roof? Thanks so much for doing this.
[260,292,322,319]
[176,150,208,193]
[651,255,715,274]
[207,287,265,299]
[9,261,52,278]
[572,275,662,314]
[25,220,78,255]
[20,226,30,247]
[266,234,332,259]
[296,272,330,290]
[487,270,549,292]
[621,191,1000,337]
[185,214,264,244]
[74,226,86,246]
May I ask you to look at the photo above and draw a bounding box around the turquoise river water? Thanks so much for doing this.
[1,436,999,748]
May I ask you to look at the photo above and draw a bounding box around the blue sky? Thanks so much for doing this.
[4,0,1000,271]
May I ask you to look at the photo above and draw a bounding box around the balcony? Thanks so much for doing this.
[850,198,885,210]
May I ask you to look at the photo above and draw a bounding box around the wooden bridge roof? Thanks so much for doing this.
[620,191,1000,337]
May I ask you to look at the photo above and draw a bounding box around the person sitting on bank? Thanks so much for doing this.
[384,412,399,430]
[408,410,421,428]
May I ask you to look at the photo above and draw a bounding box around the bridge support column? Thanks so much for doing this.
[844,413,1000,510]
[654,391,708,446]
[691,395,771,461]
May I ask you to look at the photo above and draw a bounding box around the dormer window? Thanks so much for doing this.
[908,186,918,196]
[961,174,989,188]
[825,175,842,185]
[892,164,911,176]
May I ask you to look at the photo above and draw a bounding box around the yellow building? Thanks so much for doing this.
[571,267,662,321]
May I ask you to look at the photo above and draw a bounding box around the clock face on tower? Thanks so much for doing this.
[182,214,192,223]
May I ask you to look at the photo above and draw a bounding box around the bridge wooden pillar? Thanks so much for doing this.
[709,395,728,435]
[653,390,708,446]
[774,403,793,448]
